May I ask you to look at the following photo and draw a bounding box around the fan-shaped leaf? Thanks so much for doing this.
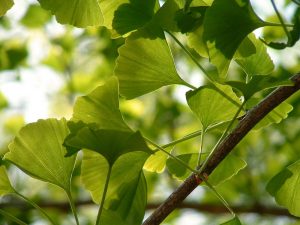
[203,0,266,77]
[0,0,13,16]
[72,77,131,132]
[64,124,152,165]
[235,34,274,78]
[267,160,300,217]
[0,166,15,196]
[208,154,247,186]
[37,0,103,27]
[115,25,187,99]
[186,84,242,130]
[4,119,76,191]
[81,151,149,224]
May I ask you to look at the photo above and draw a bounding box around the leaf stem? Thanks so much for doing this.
[15,191,58,225]
[96,165,112,225]
[197,131,205,167]
[199,101,246,173]
[0,209,27,225]
[201,177,235,215]
[165,30,214,83]
[270,0,292,42]
[66,191,80,225]
[145,137,198,174]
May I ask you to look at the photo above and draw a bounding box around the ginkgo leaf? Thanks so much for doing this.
[0,0,13,16]
[64,124,152,165]
[37,0,103,27]
[144,149,169,173]
[235,34,274,78]
[208,153,247,186]
[115,24,188,99]
[166,153,246,185]
[203,0,266,77]
[220,216,242,225]
[81,151,149,224]
[21,4,51,28]
[267,160,300,217]
[227,75,292,100]
[245,98,293,130]
[186,84,242,130]
[72,77,131,132]
[166,153,198,180]
[4,118,76,191]
[100,0,158,36]
[0,166,15,196]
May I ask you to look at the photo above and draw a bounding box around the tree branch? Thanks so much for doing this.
[142,73,300,225]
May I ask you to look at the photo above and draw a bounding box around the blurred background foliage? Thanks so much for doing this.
[0,0,300,225]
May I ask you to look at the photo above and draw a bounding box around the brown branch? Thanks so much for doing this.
[0,200,295,218]
[142,73,300,225]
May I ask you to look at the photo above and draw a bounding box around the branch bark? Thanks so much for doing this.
[142,73,300,225]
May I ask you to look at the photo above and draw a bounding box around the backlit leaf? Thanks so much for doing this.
[21,4,51,28]
[72,77,131,132]
[144,150,169,173]
[0,166,15,196]
[4,119,76,191]
[0,0,13,16]
[64,125,152,165]
[99,0,158,36]
[115,25,187,99]
[81,151,149,224]
[203,0,266,77]
[209,153,247,186]
[235,34,274,78]
[37,0,103,27]
[267,160,300,217]
[186,84,242,130]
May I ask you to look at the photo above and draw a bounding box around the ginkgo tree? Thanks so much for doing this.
[1,0,300,225]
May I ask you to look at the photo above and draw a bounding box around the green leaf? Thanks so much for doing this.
[115,25,187,99]
[144,150,169,173]
[227,75,292,100]
[115,26,185,99]
[0,166,15,196]
[203,0,266,77]
[245,98,293,130]
[100,0,158,35]
[81,151,149,224]
[21,4,51,28]
[267,160,300,217]
[186,84,242,130]
[64,124,152,165]
[220,216,242,225]
[0,0,13,16]
[37,0,103,27]
[208,153,247,186]
[235,34,274,78]
[72,77,131,132]
[111,0,156,35]
[166,153,198,180]
[4,118,76,191]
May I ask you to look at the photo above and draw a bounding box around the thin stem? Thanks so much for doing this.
[67,191,80,225]
[201,177,235,215]
[0,209,27,225]
[264,21,294,27]
[184,0,193,12]
[145,137,198,174]
[270,0,292,42]
[199,101,246,173]
[96,165,112,225]
[197,131,205,167]
[166,30,214,83]
[15,192,58,225]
